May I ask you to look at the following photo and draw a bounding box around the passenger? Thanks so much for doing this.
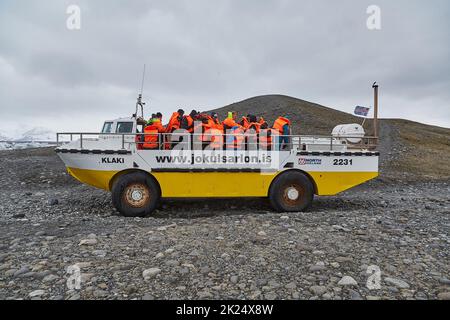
[259,116,266,125]
[245,115,261,150]
[259,122,278,151]
[147,113,157,125]
[164,109,185,149]
[247,115,261,133]
[165,109,184,133]
[143,116,165,149]
[193,113,213,150]
[272,115,291,150]
[222,111,242,130]
[210,112,223,131]
[181,110,197,133]
[240,114,251,130]
[223,112,244,150]
[207,113,224,150]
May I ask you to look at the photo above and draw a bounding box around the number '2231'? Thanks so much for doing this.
[333,159,353,166]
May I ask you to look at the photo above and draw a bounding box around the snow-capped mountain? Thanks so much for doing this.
[0,133,13,150]
[0,127,57,150]
[0,134,11,141]
[15,127,56,142]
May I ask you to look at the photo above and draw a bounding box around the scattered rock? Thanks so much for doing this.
[157,224,176,231]
[29,290,45,297]
[142,293,155,300]
[48,198,59,206]
[14,266,30,277]
[309,263,327,272]
[437,292,450,300]
[79,238,98,246]
[310,286,327,296]
[384,277,410,289]
[42,274,59,283]
[143,268,161,279]
[285,282,297,290]
[338,276,358,286]
[92,250,107,257]
[230,275,239,284]
[197,290,213,299]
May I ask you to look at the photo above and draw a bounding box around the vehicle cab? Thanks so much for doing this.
[99,117,145,149]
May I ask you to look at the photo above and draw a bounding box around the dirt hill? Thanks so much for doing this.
[209,95,450,181]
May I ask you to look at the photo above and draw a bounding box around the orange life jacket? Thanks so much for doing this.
[240,116,250,129]
[203,118,224,149]
[245,123,260,150]
[210,118,223,131]
[272,117,291,134]
[259,128,278,150]
[143,120,164,149]
[222,117,241,130]
[247,122,261,133]
[181,115,195,133]
[192,115,211,143]
[224,127,245,150]
[165,112,182,133]
[203,128,223,149]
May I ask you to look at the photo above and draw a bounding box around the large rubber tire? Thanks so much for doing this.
[269,171,314,212]
[111,172,160,217]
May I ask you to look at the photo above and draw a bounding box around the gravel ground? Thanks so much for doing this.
[0,148,449,300]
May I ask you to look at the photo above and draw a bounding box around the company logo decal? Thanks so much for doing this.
[298,158,322,165]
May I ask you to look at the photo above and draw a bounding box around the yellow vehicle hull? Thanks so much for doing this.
[67,167,378,197]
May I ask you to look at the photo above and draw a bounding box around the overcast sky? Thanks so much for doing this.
[0,0,449,135]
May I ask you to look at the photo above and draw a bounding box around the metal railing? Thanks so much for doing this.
[56,132,378,151]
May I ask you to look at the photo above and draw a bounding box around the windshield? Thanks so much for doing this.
[102,122,113,133]
[116,122,134,133]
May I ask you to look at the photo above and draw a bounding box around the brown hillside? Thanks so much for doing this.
[208,95,450,181]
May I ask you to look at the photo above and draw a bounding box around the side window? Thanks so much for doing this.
[102,122,113,133]
[116,122,134,133]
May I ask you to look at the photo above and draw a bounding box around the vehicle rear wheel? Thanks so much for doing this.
[111,172,160,217]
[269,171,314,212]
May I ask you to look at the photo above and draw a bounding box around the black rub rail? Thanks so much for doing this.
[297,151,379,156]
[55,149,131,155]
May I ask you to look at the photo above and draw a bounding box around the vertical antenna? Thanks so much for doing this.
[136,64,147,119]
[140,64,146,96]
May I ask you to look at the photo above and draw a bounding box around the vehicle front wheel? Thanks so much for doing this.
[269,171,314,212]
[111,172,160,217]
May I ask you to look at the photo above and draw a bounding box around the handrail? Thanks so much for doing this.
[56,132,378,139]
[56,132,378,151]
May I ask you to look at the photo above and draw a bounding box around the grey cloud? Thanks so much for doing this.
[0,0,449,133]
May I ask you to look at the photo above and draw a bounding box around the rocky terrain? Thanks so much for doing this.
[0,147,448,300]
[0,95,449,300]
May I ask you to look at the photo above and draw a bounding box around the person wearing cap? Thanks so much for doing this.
[181,110,198,133]
[222,111,242,130]
[166,109,185,133]
[203,112,223,150]
[164,109,185,149]
[156,112,163,123]
[210,112,223,131]
[143,113,165,149]
[272,115,291,150]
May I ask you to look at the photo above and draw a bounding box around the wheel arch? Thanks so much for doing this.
[109,169,161,195]
[269,169,318,196]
